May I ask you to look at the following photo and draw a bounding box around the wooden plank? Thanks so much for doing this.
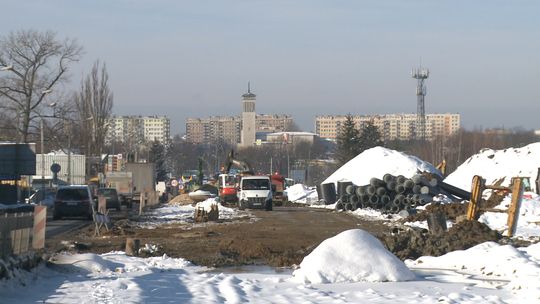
[467,175,484,220]
[507,178,524,237]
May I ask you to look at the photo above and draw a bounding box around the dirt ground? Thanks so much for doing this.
[46,204,391,268]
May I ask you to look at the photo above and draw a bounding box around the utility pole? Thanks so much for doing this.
[41,119,45,201]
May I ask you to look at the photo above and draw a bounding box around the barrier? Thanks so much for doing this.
[466,175,524,237]
[0,212,34,258]
[32,206,47,250]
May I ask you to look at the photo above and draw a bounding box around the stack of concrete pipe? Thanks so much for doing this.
[332,173,453,214]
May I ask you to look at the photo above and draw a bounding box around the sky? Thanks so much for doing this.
[1,0,539,135]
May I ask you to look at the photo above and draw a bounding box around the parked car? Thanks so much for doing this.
[96,188,121,211]
[53,185,95,220]
[26,188,56,209]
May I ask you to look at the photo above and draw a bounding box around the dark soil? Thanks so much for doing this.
[46,206,391,267]
[382,220,502,260]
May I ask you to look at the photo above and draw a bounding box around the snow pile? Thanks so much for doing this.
[135,200,247,228]
[292,229,415,283]
[478,193,540,239]
[407,241,540,298]
[195,198,220,212]
[323,146,440,186]
[285,184,317,203]
[445,142,540,192]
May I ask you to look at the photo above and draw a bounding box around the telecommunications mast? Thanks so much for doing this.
[411,66,429,140]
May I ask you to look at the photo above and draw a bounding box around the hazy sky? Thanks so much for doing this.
[2,0,539,134]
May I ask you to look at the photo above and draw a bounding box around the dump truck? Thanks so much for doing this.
[105,171,133,207]
[125,162,156,201]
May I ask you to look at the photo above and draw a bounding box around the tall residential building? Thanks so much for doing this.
[315,113,460,141]
[106,115,171,145]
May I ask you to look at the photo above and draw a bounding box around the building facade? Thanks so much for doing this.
[106,115,171,145]
[185,86,293,145]
[315,113,460,141]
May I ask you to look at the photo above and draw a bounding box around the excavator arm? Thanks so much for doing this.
[225,150,254,175]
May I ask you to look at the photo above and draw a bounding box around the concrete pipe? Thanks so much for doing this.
[412,185,421,194]
[386,181,397,192]
[366,186,377,196]
[376,187,387,196]
[396,184,406,194]
[360,194,370,204]
[344,202,353,211]
[370,177,385,188]
[349,195,360,204]
[381,194,391,204]
[356,185,367,196]
[404,179,415,190]
[420,185,440,196]
[337,181,353,200]
[335,202,344,211]
[389,202,400,213]
[369,194,379,205]
[345,184,356,195]
[321,183,337,205]
[396,175,407,185]
[383,173,396,184]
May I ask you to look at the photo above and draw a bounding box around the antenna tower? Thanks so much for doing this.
[411,66,429,140]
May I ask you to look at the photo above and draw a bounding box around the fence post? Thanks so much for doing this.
[507,178,524,237]
[467,175,484,220]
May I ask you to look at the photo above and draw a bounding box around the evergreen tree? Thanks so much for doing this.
[336,114,361,166]
[149,140,168,182]
[359,121,383,153]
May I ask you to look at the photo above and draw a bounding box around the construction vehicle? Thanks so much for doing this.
[217,150,253,204]
[125,163,156,201]
[104,171,134,207]
[237,175,273,211]
[270,172,287,206]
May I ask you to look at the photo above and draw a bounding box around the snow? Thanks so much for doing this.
[292,229,415,283]
[4,241,540,302]
[477,192,540,239]
[407,241,540,301]
[285,183,317,203]
[135,198,249,229]
[322,146,440,187]
[445,143,540,192]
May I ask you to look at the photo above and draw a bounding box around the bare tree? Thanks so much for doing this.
[0,30,83,142]
[74,60,113,156]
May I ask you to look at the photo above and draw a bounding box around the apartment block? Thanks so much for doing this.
[315,113,460,141]
[186,114,292,145]
[106,115,171,145]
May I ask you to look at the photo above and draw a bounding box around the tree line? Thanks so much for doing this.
[0,29,113,157]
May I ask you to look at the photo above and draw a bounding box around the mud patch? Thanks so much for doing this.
[383,220,502,260]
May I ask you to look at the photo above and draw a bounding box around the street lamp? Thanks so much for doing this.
[40,89,53,200]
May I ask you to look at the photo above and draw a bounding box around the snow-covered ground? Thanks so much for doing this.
[444,142,540,192]
[3,145,540,302]
[134,198,251,229]
[1,229,539,303]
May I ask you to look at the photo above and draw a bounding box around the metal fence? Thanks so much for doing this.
[0,212,34,258]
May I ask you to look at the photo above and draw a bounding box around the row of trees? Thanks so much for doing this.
[0,29,113,156]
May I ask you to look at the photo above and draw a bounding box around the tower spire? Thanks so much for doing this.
[248,81,251,93]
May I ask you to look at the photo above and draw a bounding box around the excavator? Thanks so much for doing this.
[217,150,253,203]
[218,150,287,206]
